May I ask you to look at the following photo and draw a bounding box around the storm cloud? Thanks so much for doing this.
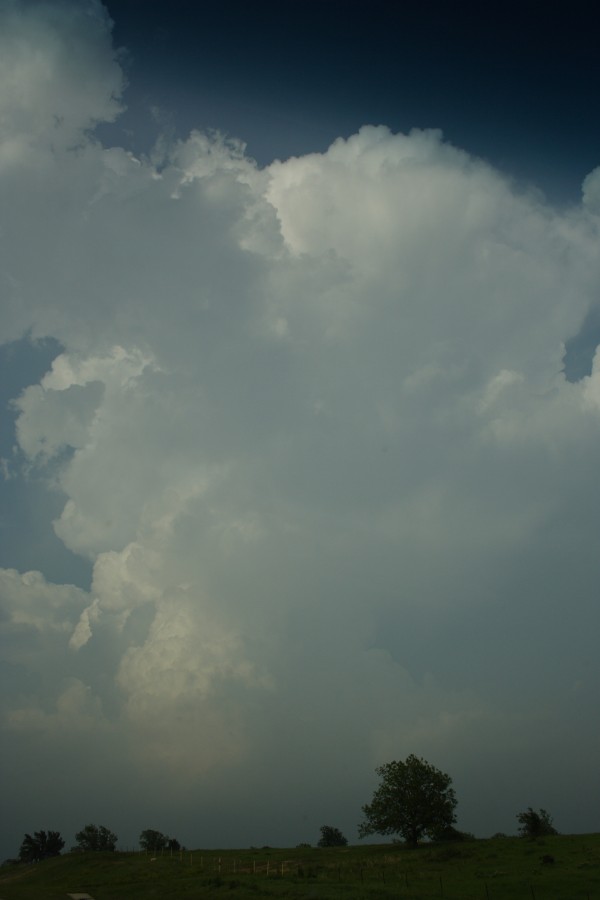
[1,0,600,855]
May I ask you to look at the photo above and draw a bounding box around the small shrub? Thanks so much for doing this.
[517,808,558,838]
[431,825,475,842]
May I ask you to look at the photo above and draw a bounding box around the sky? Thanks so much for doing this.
[1,0,600,859]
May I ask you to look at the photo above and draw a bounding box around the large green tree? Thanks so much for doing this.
[18,830,64,862]
[74,824,118,852]
[359,754,457,846]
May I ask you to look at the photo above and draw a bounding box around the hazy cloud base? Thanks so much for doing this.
[1,0,600,854]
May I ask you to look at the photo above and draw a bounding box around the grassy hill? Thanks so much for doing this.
[1,834,599,898]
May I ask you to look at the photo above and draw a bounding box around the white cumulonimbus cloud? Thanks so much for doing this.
[1,0,600,849]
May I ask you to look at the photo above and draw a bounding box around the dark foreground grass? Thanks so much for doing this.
[1,834,599,899]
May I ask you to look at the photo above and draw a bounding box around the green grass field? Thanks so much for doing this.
[1,834,599,899]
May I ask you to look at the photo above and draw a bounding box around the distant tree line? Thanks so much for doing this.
[11,755,560,864]
[13,822,184,864]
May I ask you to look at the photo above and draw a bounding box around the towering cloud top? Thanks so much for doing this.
[1,0,600,854]
[0,0,123,151]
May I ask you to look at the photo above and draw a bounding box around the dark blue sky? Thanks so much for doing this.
[103,0,599,203]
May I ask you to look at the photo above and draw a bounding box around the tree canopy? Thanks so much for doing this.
[517,807,558,838]
[74,824,118,852]
[317,825,348,847]
[18,830,64,862]
[139,829,180,853]
[359,754,457,846]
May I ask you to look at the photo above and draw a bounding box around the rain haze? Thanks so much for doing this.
[1,0,600,860]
